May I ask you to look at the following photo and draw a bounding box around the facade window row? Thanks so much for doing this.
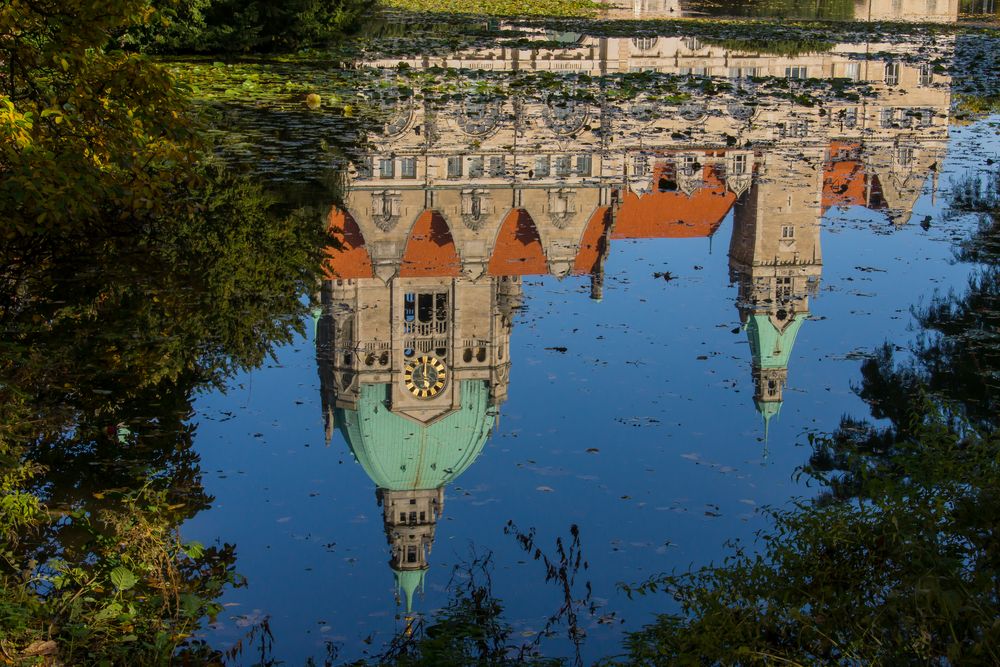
[880,107,935,129]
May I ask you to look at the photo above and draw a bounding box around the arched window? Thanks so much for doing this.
[631,37,658,51]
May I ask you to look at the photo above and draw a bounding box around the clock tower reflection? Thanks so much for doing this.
[317,210,520,614]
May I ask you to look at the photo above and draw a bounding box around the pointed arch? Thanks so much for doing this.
[572,206,612,275]
[400,210,461,277]
[488,209,548,276]
[324,208,373,280]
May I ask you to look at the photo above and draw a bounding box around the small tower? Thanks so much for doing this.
[379,487,444,612]
[729,148,822,442]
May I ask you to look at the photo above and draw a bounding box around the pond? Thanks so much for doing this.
[8,0,1000,664]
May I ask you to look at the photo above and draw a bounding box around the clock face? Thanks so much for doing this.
[404,356,447,399]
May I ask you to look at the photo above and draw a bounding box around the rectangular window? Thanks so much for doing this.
[534,156,550,178]
[842,107,858,129]
[633,154,649,175]
[356,157,373,178]
[400,157,417,179]
[576,155,592,176]
[447,156,463,179]
[379,158,395,179]
[918,64,933,86]
[844,62,860,81]
[779,120,808,138]
[733,154,747,175]
[781,225,795,239]
[884,62,900,86]
[881,109,895,128]
[404,293,415,323]
[489,156,505,177]
[417,293,434,323]
[405,292,448,334]
[785,66,807,79]
[468,156,484,179]
[407,546,417,563]
[777,276,793,301]
[897,147,913,168]
[555,156,572,177]
[435,293,447,323]
[730,66,754,79]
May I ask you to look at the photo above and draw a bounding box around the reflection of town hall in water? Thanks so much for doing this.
[318,32,950,611]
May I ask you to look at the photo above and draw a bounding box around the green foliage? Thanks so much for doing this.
[380,0,602,18]
[0,0,328,663]
[133,0,376,53]
[11,487,244,664]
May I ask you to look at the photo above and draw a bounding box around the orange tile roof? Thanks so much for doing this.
[488,209,548,276]
[400,211,462,277]
[822,142,867,210]
[573,207,612,275]
[821,142,889,212]
[611,164,735,239]
[324,208,373,280]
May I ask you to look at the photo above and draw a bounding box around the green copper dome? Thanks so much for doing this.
[337,380,495,491]
[746,313,806,370]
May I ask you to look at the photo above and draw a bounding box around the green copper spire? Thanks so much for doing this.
[755,398,782,453]
[311,305,323,339]
[394,568,427,613]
